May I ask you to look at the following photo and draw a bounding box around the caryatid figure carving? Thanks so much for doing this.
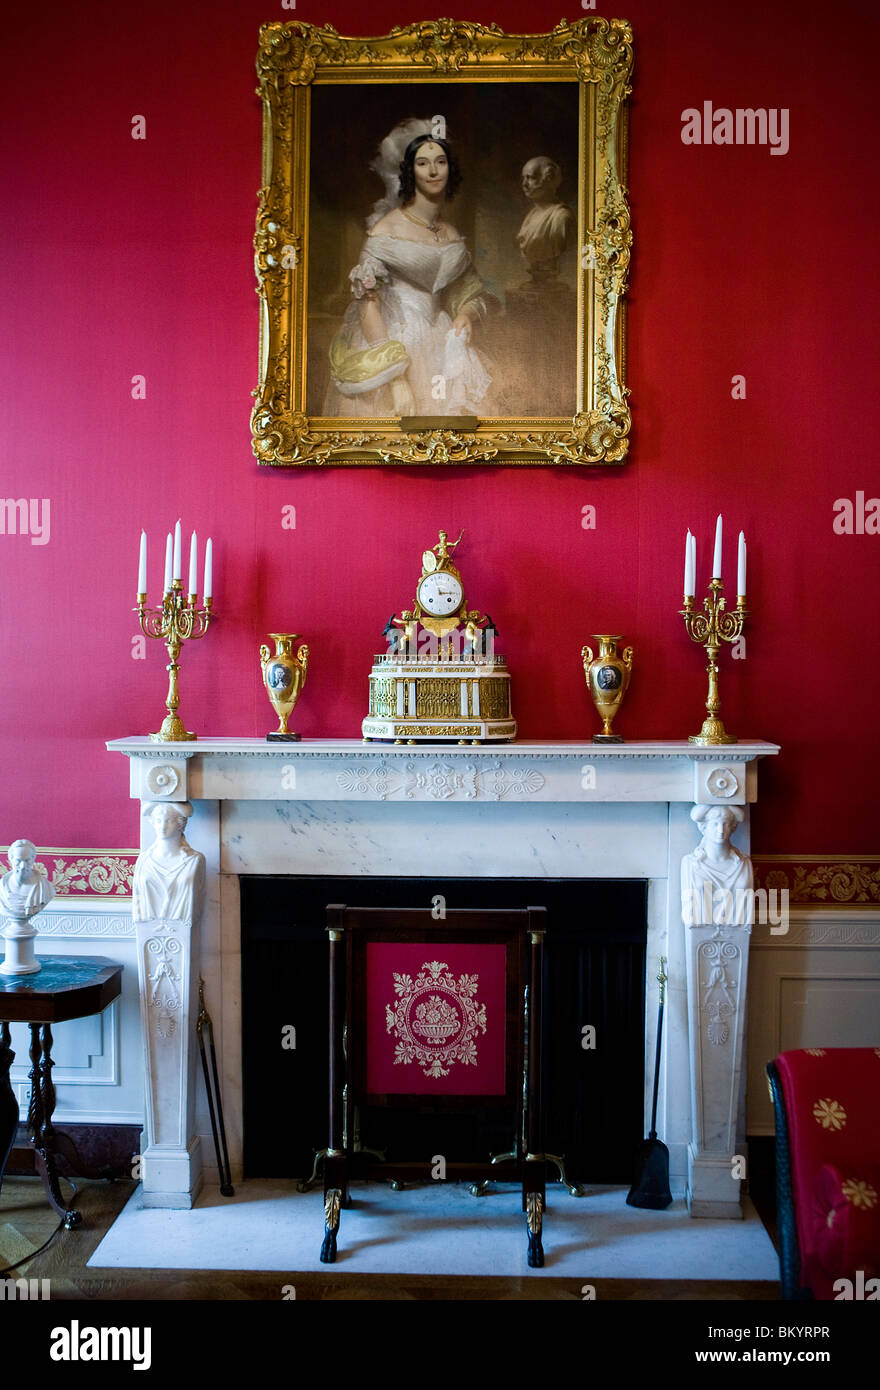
[681,804,754,928]
[132,802,205,924]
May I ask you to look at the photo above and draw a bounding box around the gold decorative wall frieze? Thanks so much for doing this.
[753,856,880,907]
[0,848,137,900]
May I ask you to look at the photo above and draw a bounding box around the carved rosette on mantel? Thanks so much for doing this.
[131,802,206,1208]
[681,803,754,1219]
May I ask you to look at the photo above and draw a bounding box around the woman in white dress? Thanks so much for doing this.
[325,128,493,417]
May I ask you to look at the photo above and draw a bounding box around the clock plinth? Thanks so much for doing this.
[362,655,515,744]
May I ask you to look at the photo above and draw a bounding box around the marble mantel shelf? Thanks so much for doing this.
[107,737,779,805]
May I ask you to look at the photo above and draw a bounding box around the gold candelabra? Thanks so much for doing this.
[136,580,214,741]
[679,579,748,745]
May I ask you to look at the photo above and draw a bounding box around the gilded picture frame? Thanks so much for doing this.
[252,18,633,467]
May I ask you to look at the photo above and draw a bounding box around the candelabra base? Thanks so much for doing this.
[689,716,737,746]
[592,733,624,744]
[266,732,301,742]
[151,714,197,742]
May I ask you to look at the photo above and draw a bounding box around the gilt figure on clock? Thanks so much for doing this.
[362,530,516,744]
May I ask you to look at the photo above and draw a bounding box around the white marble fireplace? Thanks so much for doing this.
[107,737,779,1218]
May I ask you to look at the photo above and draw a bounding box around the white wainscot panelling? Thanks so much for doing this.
[5,900,142,1126]
[747,907,880,1135]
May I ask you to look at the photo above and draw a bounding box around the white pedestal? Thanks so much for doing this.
[0,917,41,975]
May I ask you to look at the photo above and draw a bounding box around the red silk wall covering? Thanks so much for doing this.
[1,0,877,855]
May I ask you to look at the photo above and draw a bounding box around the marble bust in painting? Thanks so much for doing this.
[515,156,576,283]
[502,155,577,416]
[132,802,206,925]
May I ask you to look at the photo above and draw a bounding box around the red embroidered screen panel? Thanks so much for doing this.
[365,942,508,1096]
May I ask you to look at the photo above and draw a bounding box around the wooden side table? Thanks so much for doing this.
[0,956,123,1228]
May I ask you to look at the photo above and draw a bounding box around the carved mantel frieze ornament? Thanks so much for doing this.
[132,801,206,1207]
[681,803,754,1218]
[0,839,56,975]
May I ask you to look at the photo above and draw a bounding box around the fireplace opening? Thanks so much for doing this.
[240,876,647,1184]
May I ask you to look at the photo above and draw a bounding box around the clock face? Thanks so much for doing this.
[417,571,464,617]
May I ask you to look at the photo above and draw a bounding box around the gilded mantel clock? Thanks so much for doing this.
[362,531,516,744]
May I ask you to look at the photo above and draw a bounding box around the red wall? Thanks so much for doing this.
[1,0,878,854]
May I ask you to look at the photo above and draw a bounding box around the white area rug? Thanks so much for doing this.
[88,1180,779,1280]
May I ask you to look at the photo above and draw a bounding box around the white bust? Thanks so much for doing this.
[0,839,55,922]
[681,804,754,927]
[516,157,575,279]
[132,802,206,925]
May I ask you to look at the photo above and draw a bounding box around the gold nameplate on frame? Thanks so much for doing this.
[252,19,633,468]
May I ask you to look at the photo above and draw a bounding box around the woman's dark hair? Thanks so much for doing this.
[398,133,461,204]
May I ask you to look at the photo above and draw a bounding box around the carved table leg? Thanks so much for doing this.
[0,1022,18,1197]
[30,1024,81,1228]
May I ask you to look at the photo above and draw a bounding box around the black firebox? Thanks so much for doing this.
[240,876,647,1184]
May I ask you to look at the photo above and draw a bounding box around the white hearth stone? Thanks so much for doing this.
[88,1179,779,1281]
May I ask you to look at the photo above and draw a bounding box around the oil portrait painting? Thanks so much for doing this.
[252,20,633,466]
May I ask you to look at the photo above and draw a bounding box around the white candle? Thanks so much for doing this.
[737,531,747,596]
[188,531,198,596]
[712,514,723,580]
[173,520,182,581]
[683,529,694,596]
[163,533,173,593]
[690,532,696,595]
[138,531,147,595]
[204,538,213,600]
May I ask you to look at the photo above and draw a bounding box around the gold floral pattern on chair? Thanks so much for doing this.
[812,1098,847,1131]
[804,1048,827,1057]
[840,1179,878,1209]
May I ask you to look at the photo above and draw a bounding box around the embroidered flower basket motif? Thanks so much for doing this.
[812,1098,847,1131]
[841,1179,878,1210]
[385,959,487,1079]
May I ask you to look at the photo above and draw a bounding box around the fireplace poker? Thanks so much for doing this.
[626,956,672,1210]
[196,977,234,1197]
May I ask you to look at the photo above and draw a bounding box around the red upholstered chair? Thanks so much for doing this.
[766,1048,880,1300]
